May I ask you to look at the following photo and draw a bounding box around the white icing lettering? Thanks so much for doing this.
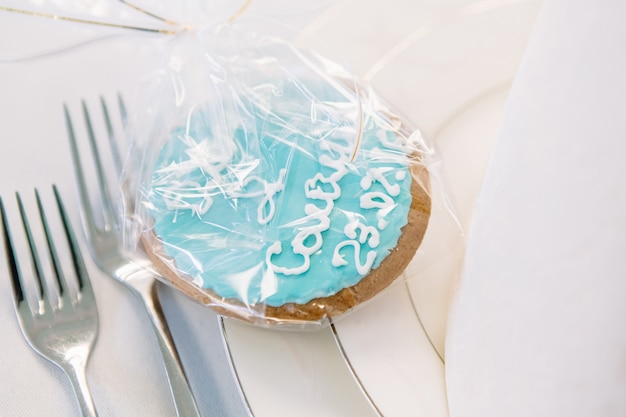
[332,240,377,275]
[305,174,341,200]
[360,192,397,230]
[267,199,334,275]
[158,179,214,218]
[266,242,310,275]
[266,152,350,274]
[318,153,348,173]
[183,136,232,178]
[240,169,287,224]
[344,220,380,248]
[360,168,401,196]
[293,201,331,254]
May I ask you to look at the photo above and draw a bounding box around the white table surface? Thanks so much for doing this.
[0,0,580,416]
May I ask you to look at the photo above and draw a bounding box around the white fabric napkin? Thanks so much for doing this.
[446,0,626,415]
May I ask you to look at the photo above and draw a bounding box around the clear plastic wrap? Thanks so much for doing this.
[122,22,442,330]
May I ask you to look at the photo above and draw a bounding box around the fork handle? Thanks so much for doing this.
[64,359,98,417]
[131,277,202,417]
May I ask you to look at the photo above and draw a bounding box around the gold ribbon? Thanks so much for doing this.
[0,0,256,35]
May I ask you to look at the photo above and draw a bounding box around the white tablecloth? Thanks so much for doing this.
[5,0,622,416]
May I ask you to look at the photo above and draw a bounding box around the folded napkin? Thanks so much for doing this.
[446,0,626,415]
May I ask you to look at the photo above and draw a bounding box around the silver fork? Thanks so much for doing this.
[64,97,202,417]
[1,186,99,417]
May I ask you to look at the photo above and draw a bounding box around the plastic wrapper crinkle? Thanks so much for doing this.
[125,23,443,330]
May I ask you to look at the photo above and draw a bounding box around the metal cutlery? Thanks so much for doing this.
[64,96,202,417]
[1,186,99,417]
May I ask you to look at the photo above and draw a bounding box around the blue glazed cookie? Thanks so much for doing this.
[142,75,431,325]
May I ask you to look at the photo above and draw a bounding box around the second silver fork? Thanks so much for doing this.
[64,97,201,417]
[1,186,99,417]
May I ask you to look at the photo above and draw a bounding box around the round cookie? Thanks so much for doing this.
[139,75,432,327]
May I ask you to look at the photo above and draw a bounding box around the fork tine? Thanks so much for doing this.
[101,96,123,176]
[16,192,44,299]
[16,191,53,314]
[5,187,99,417]
[82,100,116,231]
[36,188,71,305]
[53,185,93,296]
[1,196,24,304]
[117,92,128,129]
[65,104,100,245]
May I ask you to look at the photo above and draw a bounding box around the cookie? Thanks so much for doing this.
[138,71,432,327]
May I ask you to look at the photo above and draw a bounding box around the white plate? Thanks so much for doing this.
[300,0,543,415]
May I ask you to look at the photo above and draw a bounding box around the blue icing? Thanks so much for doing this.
[147,79,413,307]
